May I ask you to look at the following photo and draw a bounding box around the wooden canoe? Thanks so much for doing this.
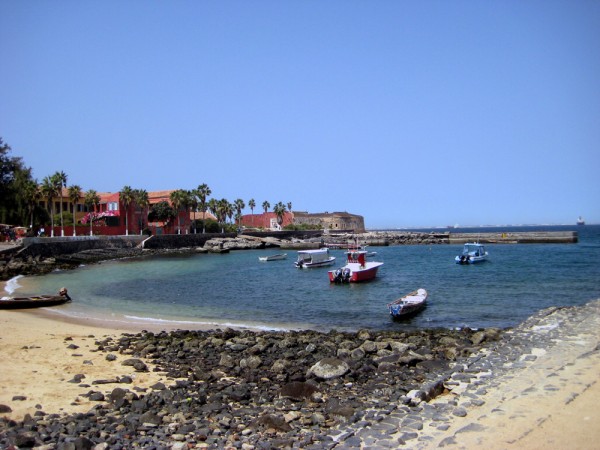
[387,288,427,319]
[0,294,71,309]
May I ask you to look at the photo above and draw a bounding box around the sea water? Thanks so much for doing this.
[5,225,600,332]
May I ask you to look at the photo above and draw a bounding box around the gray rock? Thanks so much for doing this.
[308,358,350,379]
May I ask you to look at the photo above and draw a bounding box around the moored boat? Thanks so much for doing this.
[328,250,383,283]
[258,253,287,262]
[0,288,72,310]
[295,248,336,268]
[388,288,427,319]
[455,243,488,264]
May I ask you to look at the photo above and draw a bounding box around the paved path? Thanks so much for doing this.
[411,299,600,449]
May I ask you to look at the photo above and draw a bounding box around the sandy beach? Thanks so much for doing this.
[1,304,599,448]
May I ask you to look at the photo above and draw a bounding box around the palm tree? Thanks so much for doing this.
[169,189,187,234]
[40,176,59,237]
[196,183,211,233]
[189,190,199,233]
[208,198,218,221]
[273,202,287,228]
[119,185,135,236]
[218,198,232,234]
[84,190,100,236]
[287,202,292,212]
[68,185,82,236]
[248,198,256,227]
[182,190,194,234]
[22,179,40,231]
[225,200,234,229]
[234,198,245,229]
[133,189,149,234]
[262,200,270,229]
[53,171,67,237]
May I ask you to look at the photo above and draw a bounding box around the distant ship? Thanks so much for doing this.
[577,216,585,226]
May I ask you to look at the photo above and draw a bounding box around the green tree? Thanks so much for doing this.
[189,190,199,233]
[119,185,135,236]
[248,198,256,227]
[169,189,188,234]
[196,183,212,233]
[0,139,36,226]
[261,200,271,229]
[133,189,149,234]
[84,190,100,236]
[22,179,40,230]
[224,200,234,229]
[40,176,59,237]
[234,198,245,229]
[68,185,82,236]
[148,201,175,223]
[273,202,287,228]
[52,171,67,237]
[209,198,226,233]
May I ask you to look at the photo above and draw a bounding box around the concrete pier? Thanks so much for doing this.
[448,230,578,244]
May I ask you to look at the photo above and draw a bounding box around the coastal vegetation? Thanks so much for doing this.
[0,137,292,236]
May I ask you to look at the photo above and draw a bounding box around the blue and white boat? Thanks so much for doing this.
[455,243,488,264]
[294,248,336,268]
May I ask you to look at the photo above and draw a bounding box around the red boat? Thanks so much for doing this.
[328,250,383,283]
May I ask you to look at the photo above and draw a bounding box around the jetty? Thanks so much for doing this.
[448,230,578,244]
[353,230,579,246]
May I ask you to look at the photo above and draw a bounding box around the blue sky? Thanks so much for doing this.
[1,1,599,228]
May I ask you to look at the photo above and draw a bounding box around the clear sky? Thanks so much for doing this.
[1,1,599,228]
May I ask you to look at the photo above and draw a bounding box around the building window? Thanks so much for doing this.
[108,202,118,211]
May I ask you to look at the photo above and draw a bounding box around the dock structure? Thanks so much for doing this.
[356,230,579,246]
[448,231,578,244]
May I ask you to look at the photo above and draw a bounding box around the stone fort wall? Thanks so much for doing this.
[293,211,365,233]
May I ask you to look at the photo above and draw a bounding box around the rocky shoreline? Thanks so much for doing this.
[2,300,598,449]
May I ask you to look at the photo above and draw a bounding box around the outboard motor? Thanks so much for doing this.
[342,268,351,282]
[333,269,343,283]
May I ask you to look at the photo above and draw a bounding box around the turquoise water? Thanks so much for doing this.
[5,225,600,332]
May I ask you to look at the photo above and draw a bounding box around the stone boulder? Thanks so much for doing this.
[308,357,349,379]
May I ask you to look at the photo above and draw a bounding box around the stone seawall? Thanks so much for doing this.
[17,236,146,259]
[141,233,236,250]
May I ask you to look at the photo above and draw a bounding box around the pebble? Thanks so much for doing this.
[1,299,598,449]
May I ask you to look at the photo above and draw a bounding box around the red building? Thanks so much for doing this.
[240,212,294,230]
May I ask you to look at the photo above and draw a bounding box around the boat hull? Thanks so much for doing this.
[387,289,427,319]
[455,255,488,264]
[328,262,383,283]
[259,253,287,261]
[296,257,336,268]
[0,295,71,310]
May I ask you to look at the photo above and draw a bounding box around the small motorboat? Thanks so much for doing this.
[328,250,384,283]
[455,243,488,264]
[0,288,72,310]
[258,253,288,262]
[388,288,427,319]
[295,248,336,268]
